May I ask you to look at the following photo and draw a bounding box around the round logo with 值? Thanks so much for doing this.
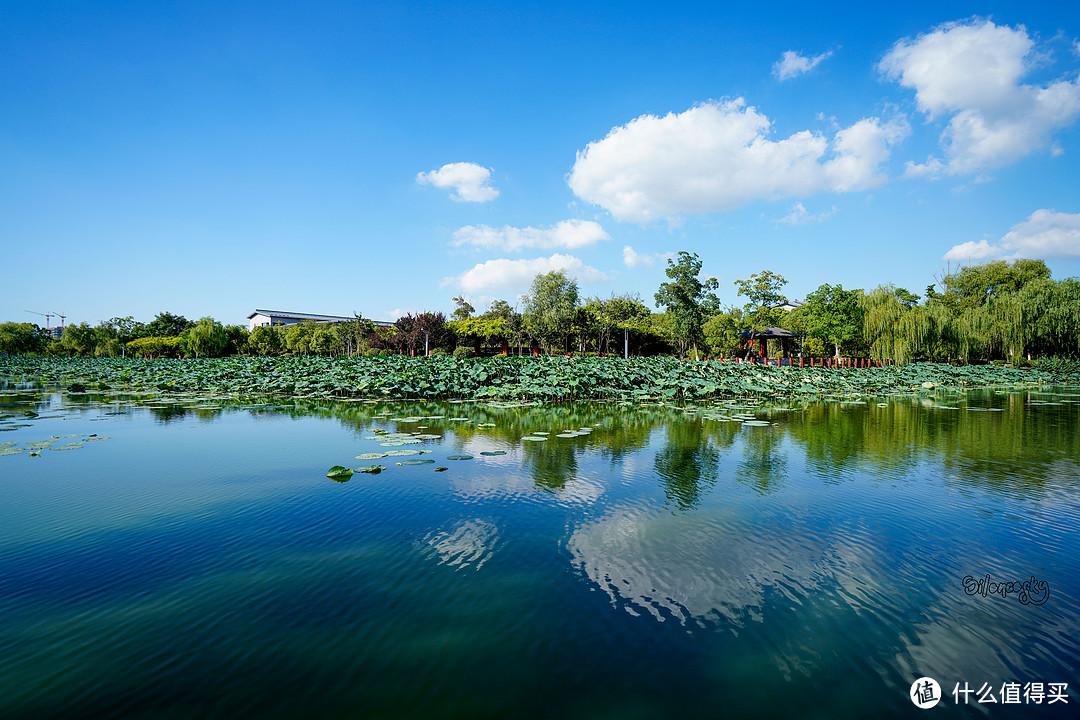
[910,677,942,709]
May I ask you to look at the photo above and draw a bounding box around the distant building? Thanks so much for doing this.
[772,299,803,312]
[247,309,393,332]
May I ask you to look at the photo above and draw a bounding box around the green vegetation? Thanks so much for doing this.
[3,257,1078,364]
[654,251,719,360]
[0,354,1071,402]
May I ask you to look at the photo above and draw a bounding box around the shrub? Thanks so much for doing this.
[452,346,475,358]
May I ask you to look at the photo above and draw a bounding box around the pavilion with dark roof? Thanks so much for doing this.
[738,326,804,360]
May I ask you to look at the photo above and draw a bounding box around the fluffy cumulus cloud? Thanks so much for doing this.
[772,50,833,81]
[452,219,608,252]
[416,162,499,202]
[446,254,607,294]
[880,19,1080,176]
[567,99,908,222]
[943,209,1080,261]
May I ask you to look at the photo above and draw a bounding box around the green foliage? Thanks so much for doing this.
[180,317,229,358]
[735,269,788,330]
[126,336,182,358]
[248,325,285,355]
[786,284,863,357]
[1,355,1068,403]
[938,259,1051,311]
[450,296,475,321]
[60,323,96,356]
[0,322,48,354]
[144,312,194,338]
[702,308,744,357]
[523,271,580,353]
[581,294,653,355]
[654,252,719,359]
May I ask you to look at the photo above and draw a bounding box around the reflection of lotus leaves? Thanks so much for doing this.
[422,519,499,571]
[568,506,875,626]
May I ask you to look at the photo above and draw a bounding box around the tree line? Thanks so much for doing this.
[2,255,1076,363]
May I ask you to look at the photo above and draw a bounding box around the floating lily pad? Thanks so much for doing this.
[446,454,474,460]
[354,465,386,474]
[356,452,388,460]
[326,465,353,479]
[522,436,547,442]
[434,466,448,472]
[384,449,423,457]
[479,450,506,456]
[742,420,771,427]
[396,459,435,466]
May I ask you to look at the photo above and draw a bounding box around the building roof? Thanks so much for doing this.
[769,299,803,309]
[248,309,393,327]
[740,326,802,339]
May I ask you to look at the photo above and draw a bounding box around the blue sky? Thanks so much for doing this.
[2,1,1080,326]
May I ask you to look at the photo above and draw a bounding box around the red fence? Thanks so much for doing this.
[719,356,885,368]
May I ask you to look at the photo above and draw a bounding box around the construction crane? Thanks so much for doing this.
[51,312,67,330]
[25,310,54,331]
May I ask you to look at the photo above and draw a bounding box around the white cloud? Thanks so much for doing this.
[881,19,1080,176]
[622,245,672,268]
[773,50,833,81]
[775,202,837,225]
[416,162,499,202]
[568,99,908,222]
[943,209,1080,261]
[446,254,607,294]
[452,219,608,252]
[902,157,946,179]
[942,239,1000,262]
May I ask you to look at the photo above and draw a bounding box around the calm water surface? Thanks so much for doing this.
[1,387,1078,718]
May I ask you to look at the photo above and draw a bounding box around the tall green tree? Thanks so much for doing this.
[788,284,863,358]
[654,251,718,360]
[523,271,580,353]
[450,296,475,322]
[144,312,194,338]
[734,270,788,330]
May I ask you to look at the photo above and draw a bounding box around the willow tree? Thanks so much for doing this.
[860,286,929,364]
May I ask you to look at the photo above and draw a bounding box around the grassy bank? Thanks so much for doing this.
[3,355,1078,401]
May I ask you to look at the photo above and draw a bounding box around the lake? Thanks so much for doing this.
[1,387,1078,718]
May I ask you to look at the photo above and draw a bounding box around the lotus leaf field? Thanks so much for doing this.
[2,355,1077,401]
